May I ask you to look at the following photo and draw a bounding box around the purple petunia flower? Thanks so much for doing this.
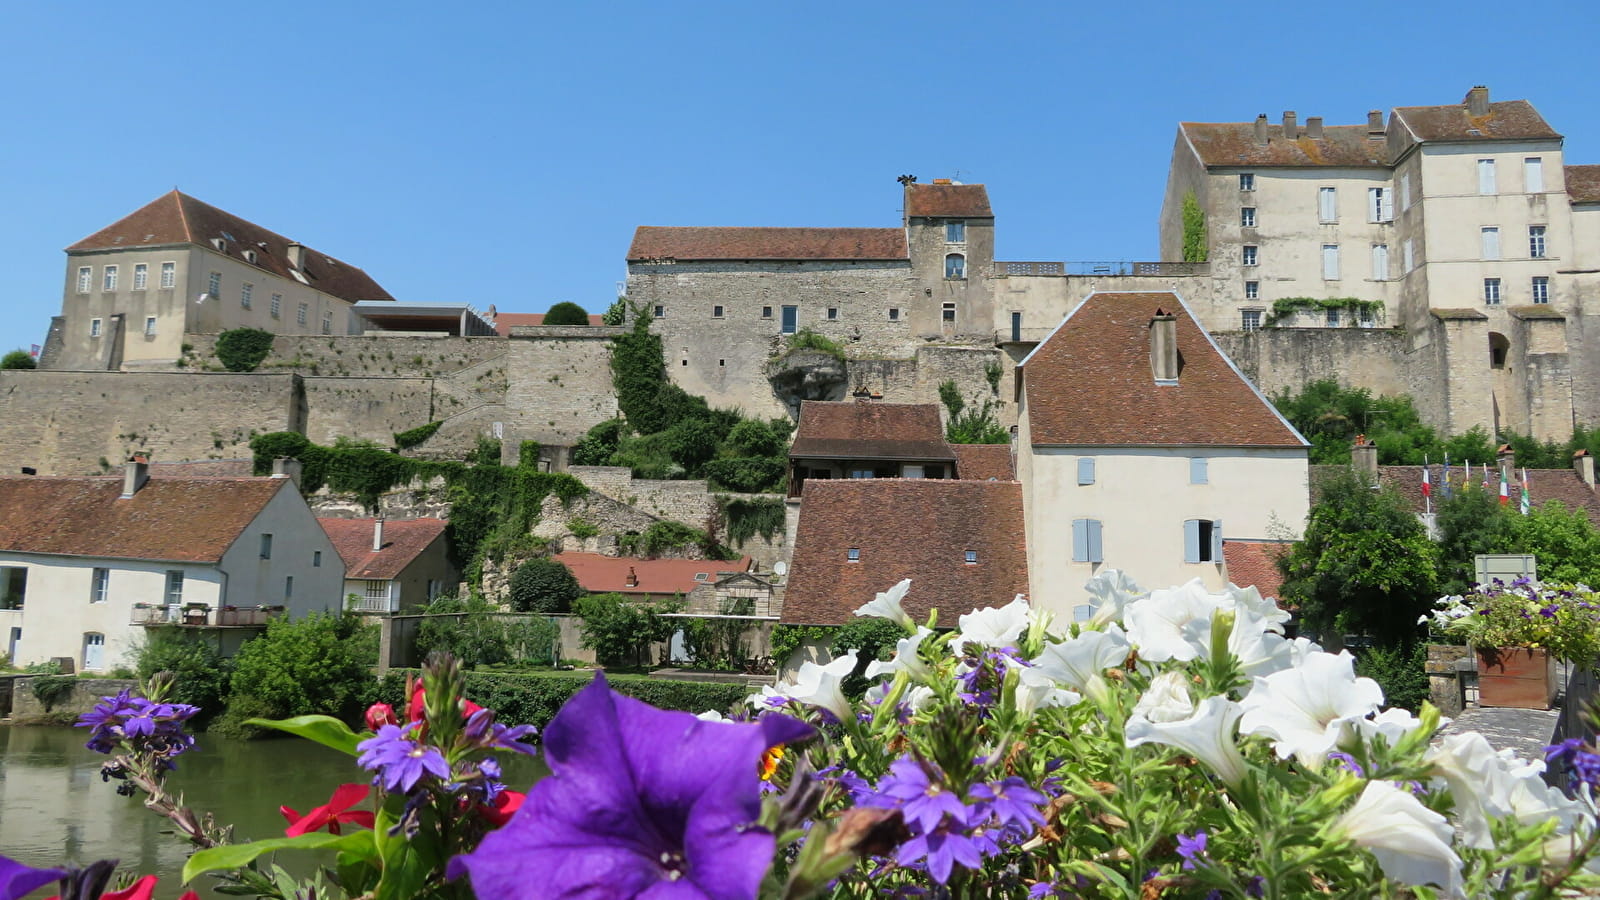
[1326,751,1366,777]
[0,854,67,900]
[1547,737,1600,789]
[357,723,450,793]
[449,672,813,900]
[1176,830,1208,870]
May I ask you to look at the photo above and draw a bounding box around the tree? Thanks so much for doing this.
[1509,501,1600,584]
[543,301,591,326]
[508,557,583,613]
[1435,486,1515,594]
[214,328,275,372]
[1,349,37,369]
[574,593,678,668]
[416,595,513,668]
[1278,467,1439,645]
[602,297,628,326]
[219,612,375,733]
[135,628,230,727]
[938,380,1008,444]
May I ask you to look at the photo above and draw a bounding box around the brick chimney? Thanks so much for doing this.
[120,454,150,499]
[1254,113,1269,143]
[1368,109,1385,137]
[625,567,639,588]
[271,456,302,487]
[1351,436,1378,476]
[1305,116,1324,139]
[1150,310,1179,383]
[1465,85,1490,117]
[1282,110,1298,138]
[373,517,385,552]
[1497,444,1516,484]
[1576,449,1595,486]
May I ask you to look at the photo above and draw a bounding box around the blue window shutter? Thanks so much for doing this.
[1072,520,1087,562]
[1211,519,1224,562]
[1190,457,1208,484]
[1088,520,1103,563]
[1184,519,1200,564]
[1078,457,1095,485]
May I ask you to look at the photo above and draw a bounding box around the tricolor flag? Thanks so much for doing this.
[1443,454,1454,500]
[1499,467,1510,506]
[1521,468,1531,515]
[1421,457,1431,510]
[1482,463,1492,491]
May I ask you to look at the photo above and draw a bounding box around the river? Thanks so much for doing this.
[0,725,547,899]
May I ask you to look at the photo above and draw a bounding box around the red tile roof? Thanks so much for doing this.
[789,401,956,461]
[1020,293,1306,448]
[905,183,993,217]
[319,518,448,580]
[1222,541,1289,601]
[1181,123,1388,168]
[783,479,1028,626]
[1568,166,1600,205]
[0,475,288,563]
[954,444,1015,481]
[1393,99,1559,143]
[628,227,907,261]
[67,191,393,303]
[492,312,606,336]
[553,552,751,597]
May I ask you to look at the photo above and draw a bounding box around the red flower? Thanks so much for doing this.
[407,680,483,724]
[364,702,399,732]
[52,876,199,900]
[481,789,525,827]
[278,783,377,837]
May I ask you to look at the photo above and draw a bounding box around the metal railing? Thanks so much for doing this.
[353,594,399,614]
[130,605,285,627]
[993,261,1210,277]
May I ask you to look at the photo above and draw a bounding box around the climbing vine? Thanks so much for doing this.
[1263,297,1385,326]
[718,496,786,546]
[215,328,275,372]
[393,421,442,449]
[1181,191,1208,263]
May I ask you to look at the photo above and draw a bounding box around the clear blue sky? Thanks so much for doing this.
[4,1,1596,351]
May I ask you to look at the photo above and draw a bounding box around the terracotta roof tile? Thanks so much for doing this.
[319,518,447,580]
[1221,541,1289,600]
[905,183,992,217]
[0,475,287,563]
[789,401,956,461]
[628,226,906,261]
[492,312,605,336]
[1020,293,1306,448]
[1336,465,1600,528]
[1393,99,1559,143]
[553,552,751,597]
[67,191,393,303]
[1568,166,1600,205]
[1181,122,1388,168]
[783,479,1028,625]
[953,444,1015,481]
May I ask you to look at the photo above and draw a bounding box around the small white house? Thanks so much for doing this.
[0,458,344,671]
[319,517,455,614]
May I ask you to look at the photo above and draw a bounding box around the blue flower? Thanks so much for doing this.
[1176,830,1208,870]
[875,758,968,834]
[357,723,450,793]
[967,776,1047,835]
[896,818,984,885]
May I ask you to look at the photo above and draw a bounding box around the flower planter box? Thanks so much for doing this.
[1475,646,1557,709]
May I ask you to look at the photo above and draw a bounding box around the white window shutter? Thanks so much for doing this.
[1184,519,1201,564]
[1322,245,1340,280]
[1211,520,1224,562]
[1372,245,1389,281]
[1380,190,1393,222]
[1077,457,1096,485]
[1088,520,1103,563]
[1525,158,1543,193]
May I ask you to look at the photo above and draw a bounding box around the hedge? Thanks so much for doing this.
[375,668,749,726]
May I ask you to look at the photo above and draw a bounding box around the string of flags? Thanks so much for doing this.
[1418,458,1532,515]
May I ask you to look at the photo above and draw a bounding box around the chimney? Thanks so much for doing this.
[1465,85,1490,117]
[1305,116,1324,139]
[270,456,302,487]
[625,567,639,588]
[1368,109,1385,137]
[1575,449,1595,486]
[1282,110,1298,138]
[1149,310,1179,383]
[372,517,385,552]
[1497,444,1516,484]
[1350,436,1378,477]
[286,242,305,269]
[1253,113,1269,143]
[120,454,150,499]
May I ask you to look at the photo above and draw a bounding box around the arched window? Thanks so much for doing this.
[945,253,966,280]
[1489,332,1509,369]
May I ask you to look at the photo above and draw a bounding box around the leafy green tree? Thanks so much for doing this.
[574,593,678,668]
[611,314,672,433]
[663,418,721,474]
[572,419,627,466]
[1,349,37,369]
[219,612,375,733]
[1510,501,1600,584]
[1279,467,1438,644]
[1435,487,1516,594]
[135,628,231,727]
[938,380,1008,444]
[214,327,276,372]
[543,301,591,326]
[508,557,583,613]
[725,419,787,458]
[602,297,628,326]
[416,595,513,668]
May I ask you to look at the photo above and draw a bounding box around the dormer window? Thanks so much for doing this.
[946,221,966,243]
[847,548,860,562]
[964,550,978,564]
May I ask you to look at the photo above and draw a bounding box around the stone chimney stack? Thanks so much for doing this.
[120,454,150,499]
[373,517,385,552]
[271,457,302,487]
[1150,310,1179,383]
[286,243,305,269]
[1368,109,1385,136]
[1254,113,1269,143]
[1498,444,1516,484]
[1351,437,1378,477]
[1465,85,1490,116]
[1282,110,1298,138]
[1576,450,1596,486]
[1306,116,1324,139]
[625,567,639,588]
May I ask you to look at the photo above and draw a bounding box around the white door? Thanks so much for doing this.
[83,633,105,670]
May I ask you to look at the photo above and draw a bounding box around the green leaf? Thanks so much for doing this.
[245,714,365,756]
[182,831,372,883]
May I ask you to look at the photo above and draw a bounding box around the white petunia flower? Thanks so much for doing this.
[1125,694,1250,788]
[1132,671,1195,723]
[953,595,1033,655]
[751,651,859,722]
[864,680,937,713]
[695,709,730,722]
[1332,781,1461,897]
[1425,731,1581,849]
[1220,583,1291,631]
[1013,665,1080,716]
[1238,650,1383,767]
[1351,707,1429,748]
[853,579,915,629]
[1029,625,1130,698]
[1082,568,1146,628]
[1183,607,1294,678]
[1122,579,1223,663]
[865,626,934,681]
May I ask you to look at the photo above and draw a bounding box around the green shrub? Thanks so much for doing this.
[393,421,442,450]
[573,593,678,668]
[373,668,749,727]
[770,624,835,669]
[1180,190,1208,263]
[215,328,276,372]
[508,558,583,614]
[724,419,787,458]
[602,297,628,326]
[703,456,786,493]
[787,329,845,360]
[1353,642,1429,712]
[720,496,786,546]
[1,349,37,370]
[572,419,627,466]
[616,521,726,559]
[31,675,77,711]
[415,596,557,669]
[135,628,231,726]
[215,613,375,736]
[543,302,592,326]
[567,518,600,540]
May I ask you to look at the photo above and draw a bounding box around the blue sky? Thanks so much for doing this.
[4,1,1596,351]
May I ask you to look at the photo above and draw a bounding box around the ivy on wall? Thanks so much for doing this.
[718,496,786,546]
[1181,191,1208,263]
[393,421,442,450]
[1263,297,1385,327]
[215,328,275,372]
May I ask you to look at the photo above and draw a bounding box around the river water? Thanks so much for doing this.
[0,725,546,899]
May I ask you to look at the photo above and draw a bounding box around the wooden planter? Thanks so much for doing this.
[1475,646,1557,709]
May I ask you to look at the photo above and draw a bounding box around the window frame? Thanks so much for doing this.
[1372,243,1390,281]
[103,265,118,292]
[712,305,724,319]
[89,318,102,338]
[1071,519,1103,563]
[364,580,389,600]
[846,548,860,562]
[133,263,148,291]
[888,307,900,321]
[1077,457,1096,486]
[1533,276,1550,304]
[944,253,966,280]
[826,307,839,321]
[241,282,253,308]
[207,271,221,297]
[1240,207,1256,227]
[1184,519,1223,564]
[1478,158,1497,195]
[90,567,109,604]
[1525,157,1544,193]
[945,221,966,243]
[321,311,333,335]
[1239,173,1255,192]
[296,302,308,325]
[941,302,956,322]
[1368,186,1393,223]
[1481,227,1501,260]
[144,316,157,337]
[1400,173,1413,210]
[1325,307,1341,327]
[1242,245,1258,267]
[270,294,282,319]
[159,261,176,289]
[1240,309,1262,332]
[1484,277,1502,305]
[77,266,92,294]
[964,550,978,565]
[1318,187,1338,223]
[260,533,273,559]
[1321,244,1340,280]
[1190,457,1209,485]
[1529,226,1547,259]
[165,570,184,606]
[1244,280,1259,301]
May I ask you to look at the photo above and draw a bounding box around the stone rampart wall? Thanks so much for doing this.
[502,335,619,444]
[180,333,506,378]
[5,676,139,721]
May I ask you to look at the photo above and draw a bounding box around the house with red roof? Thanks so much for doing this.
[787,400,959,497]
[0,458,344,671]
[1015,292,1310,617]
[319,518,456,614]
[553,552,755,605]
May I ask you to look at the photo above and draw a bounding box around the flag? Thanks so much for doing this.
[1499,467,1510,506]
[29,344,40,358]
[1482,463,1491,491]
[1421,458,1431,500]
[1521,468,1531,515]
[1443,454,1453,500]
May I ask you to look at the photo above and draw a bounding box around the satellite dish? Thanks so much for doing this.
[195,293,210,305]
[773,561,788,576]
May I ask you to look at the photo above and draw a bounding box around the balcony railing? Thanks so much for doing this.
[130,604,285,627]
[993,261,1210,277]
[994,327,1059,345]
[353,594,399,614]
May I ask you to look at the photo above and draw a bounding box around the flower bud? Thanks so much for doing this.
[365,702,398,732]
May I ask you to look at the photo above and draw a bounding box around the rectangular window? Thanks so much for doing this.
[712,305,724,318]
[964,550,978,564]
[1244,280,1259,300]
[133,263,148,290]
[1077,457,1096,485]
[365,580,388,600]
[285,576,293,600]
[1368,187,1393,222]
[1529,226,1547,259]
[1484,278,1502,304]
[1241,309,1262,332]
[781,305,798,334]
[270,294,281,318]
[89,318,102,338]
[1239,173,1255,191]
[1481,227,1500,260]
[941,302,956,322]
[1403,239,1416,273]
[1240,207,1256,227]
[1533,276,1550,304]
[945,254,966,279]
[321,312,332,334]
[103,265,118,291]
[761,306,773,319]
[207,271,221,297]
[144,316,156,337]
[1242,245,1258,267]
[77,266,92,294]
[165,571,183,605]
[888,308,900,321]
[260,534,273,559]
[1071,519,1103,563]
[1400,173,1412,210]
[241,282,253,308]
[1359,305,1375,327]
[1478,158,1497,194]
[847,548,860,562]
[1184,519,1223,563]
[90,568,109,603]
[1011,310,1022,342]
[826,307,838,320]
[1525,157,1544,193]
[313,550,322,567]
[0,567,25,610]
[1318,187,1338,223]
[296,303,308,325]
[160,261,175,289]
[1322,244,1340,280]
[1190,457,1209,484]
[652,305,664,318]
[1325,308,1341,327]
[1372,244,1389,281]
[946,221,966,243]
